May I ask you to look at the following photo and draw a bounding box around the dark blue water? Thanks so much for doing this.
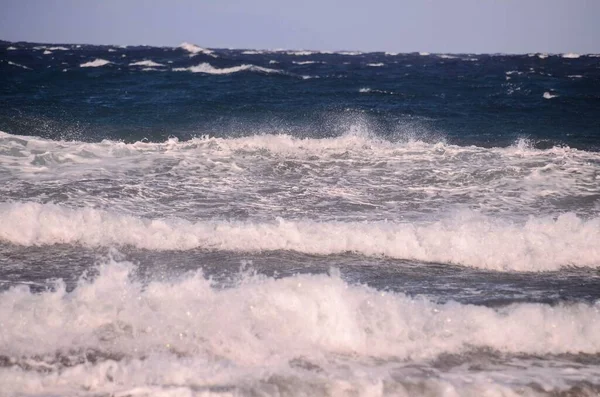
[1,41,599,148]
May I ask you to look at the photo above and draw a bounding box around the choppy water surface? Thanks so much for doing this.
[1,41,600,396]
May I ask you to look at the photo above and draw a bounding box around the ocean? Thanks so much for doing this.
[1,41,600,396]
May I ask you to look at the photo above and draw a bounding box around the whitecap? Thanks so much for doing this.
[7,61,31,70]
[419,52,430,56]
[366,62,384,67]
[173,62,283,75]
[43,50,52,55]
[80,58,111,68]
[2,202,599,271]
[129,60,165,67]
[562,52,580,59]
[178,42,217,57]
[7,46,17,50]
[543,91,558,99]
[285,50,314,56]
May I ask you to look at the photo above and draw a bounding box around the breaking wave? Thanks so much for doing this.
[173,62,284,75]
[1,202,598,271]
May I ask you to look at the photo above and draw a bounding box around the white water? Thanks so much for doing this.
[1,130,599,227]
[129,60,165,67]
[80,58,111,68]
[0,259,599,396]
[6,61,31,70]
[178,42,216,57]
[1,202,599,271]
[173,62,283,75]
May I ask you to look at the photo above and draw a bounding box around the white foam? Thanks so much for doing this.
[173,62,283,75]
[47,46,69,51]
[108,48,116,52]
[0,259,599,395]
[438,54,458,59]
[385,52,398,56]
[129,60,165,67]
[242,50,264,55]
[7,46,16,50]
[419,52,430,56]
[1,202,599,271]
[338,51,362,56]
[269,59,278,64]
[562,52,580,59]
[6,61,31,70]
[80,58,111,68]
[538,53,549,59]
[285,50,314,56]
[178,42,216,57]
[568,75,583,78]
[43,50,52,55]
[292,60,316,65]
[543,91,558,99]
[359,87,394,95]
[366,62,384,67]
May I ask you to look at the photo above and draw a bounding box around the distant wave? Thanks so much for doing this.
[178,42,217,57]
[419,52,430,56]
[241,50,265,55]
[1,202,599,271]
[80,58,111,68]
[129,60,165,67]
[366,62,384,67]
[285,50,315,56]
[562,53,580,59]
[7,46,17,50]
[292,60,317,65]
[359,87,395,94]
[6,61,31,70]
[173,62,283,75]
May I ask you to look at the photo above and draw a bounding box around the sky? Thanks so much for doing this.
[1,0,599,54]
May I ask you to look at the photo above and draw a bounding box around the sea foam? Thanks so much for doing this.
[129,60,165,67]
[0,202,599,271]
[0,259,599,395]
[80,58,111,68]
[173,62,283,75]
[178,42,217,57]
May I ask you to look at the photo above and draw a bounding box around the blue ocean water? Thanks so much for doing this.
[1,41,600,396]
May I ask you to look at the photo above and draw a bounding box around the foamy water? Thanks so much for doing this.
[1,42,600,396]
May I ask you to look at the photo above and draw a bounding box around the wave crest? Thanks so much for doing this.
[1,202,599,271]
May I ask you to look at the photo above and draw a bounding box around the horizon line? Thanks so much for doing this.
[2,38,597,57]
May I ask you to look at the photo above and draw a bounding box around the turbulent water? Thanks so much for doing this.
[1,40,600,396]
